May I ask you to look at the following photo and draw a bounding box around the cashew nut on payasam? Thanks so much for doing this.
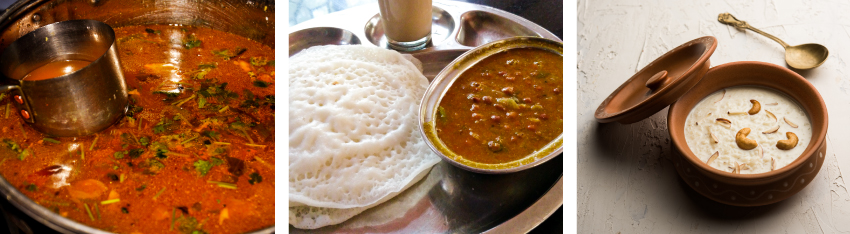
[776,132,798,150]
[735,128,758,150]
[748,99,761,115]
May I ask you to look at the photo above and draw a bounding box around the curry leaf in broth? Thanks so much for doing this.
[212,47,246,60]
[2,139,21,153]
[249,57,268,66]
[534,71,550,79]
[120,133,137,145]
[176,215,207,234]
[139,158,165,175]
[437,106,447,122]
[117,33,144,43]
[18,149,30,161]
[153,91,181,102]
[193,160,211,176]
[183,34,201,49]
[496,97,520,109]
[153,116,178,134]
[150,142,169,159]
[248,172,262,185]
[155,149,168,159]
[252,80,270,88]
[3,139,30,161]
[202,131,220,141]
[240,89,260,108]
[126,104,143,117]
[265,95,274,108]
[198,96,207,108]
[228,119,250,131]
[199,118,224,130]
[128,148,145,158]
[211,157,224,166]
[207,144,228,156]
[107,173,120,181]
[144,28,162,35]
[190,64,216,80]
[193,157,223,176]
[139,137,150,147]
[198,81,237,103]
[240,91,274,109]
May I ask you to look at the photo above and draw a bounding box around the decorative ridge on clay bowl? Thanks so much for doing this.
[595,36,717,124]
[668,61,828,206]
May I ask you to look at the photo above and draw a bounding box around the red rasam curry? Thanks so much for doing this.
[435,48,562,165]
[0,25,274,233]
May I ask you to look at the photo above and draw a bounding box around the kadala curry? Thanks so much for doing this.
[0,25,274,233]
[433,47,562,166]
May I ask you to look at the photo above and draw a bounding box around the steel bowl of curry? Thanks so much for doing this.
[420,37,563,174]
[0,0,274,233]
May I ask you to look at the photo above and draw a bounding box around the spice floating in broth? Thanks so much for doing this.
[22,59,91,81]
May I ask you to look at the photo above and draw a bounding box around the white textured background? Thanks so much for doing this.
[578,0,850,233]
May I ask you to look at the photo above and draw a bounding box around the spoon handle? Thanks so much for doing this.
[718,13,790,48]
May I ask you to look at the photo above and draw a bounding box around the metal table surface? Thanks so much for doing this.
[289,0,563,233]
[579,0,850,233]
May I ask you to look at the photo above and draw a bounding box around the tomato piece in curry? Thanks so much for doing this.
[435,48,562,164]
[0,25,274,233]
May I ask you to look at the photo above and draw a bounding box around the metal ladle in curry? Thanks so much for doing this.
[0,20,128,137]
[718,13,828,70]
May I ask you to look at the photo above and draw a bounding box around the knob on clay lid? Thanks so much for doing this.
[595,36,717,124]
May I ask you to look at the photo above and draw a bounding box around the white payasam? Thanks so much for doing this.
[684,86,812,174]
[289,45,440,229]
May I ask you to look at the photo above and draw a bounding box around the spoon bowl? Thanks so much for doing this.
[786,43,829,70]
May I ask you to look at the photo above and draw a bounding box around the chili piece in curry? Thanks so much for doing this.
[435,48,562,164]
[0,25,274,233]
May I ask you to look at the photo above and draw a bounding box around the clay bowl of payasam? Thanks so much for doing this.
[595,36,828,206]
[668,61,827,206]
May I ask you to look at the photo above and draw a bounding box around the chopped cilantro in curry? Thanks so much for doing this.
[0,25,275,234]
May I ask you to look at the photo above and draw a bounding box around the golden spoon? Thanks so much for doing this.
[718,13,828,70]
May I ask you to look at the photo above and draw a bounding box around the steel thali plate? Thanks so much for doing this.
[289,1,563,233]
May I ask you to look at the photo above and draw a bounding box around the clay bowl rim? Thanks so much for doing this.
[594,36,717,123]
[668,61,828,182]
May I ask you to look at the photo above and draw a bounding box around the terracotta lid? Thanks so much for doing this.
[595,36,718,124]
